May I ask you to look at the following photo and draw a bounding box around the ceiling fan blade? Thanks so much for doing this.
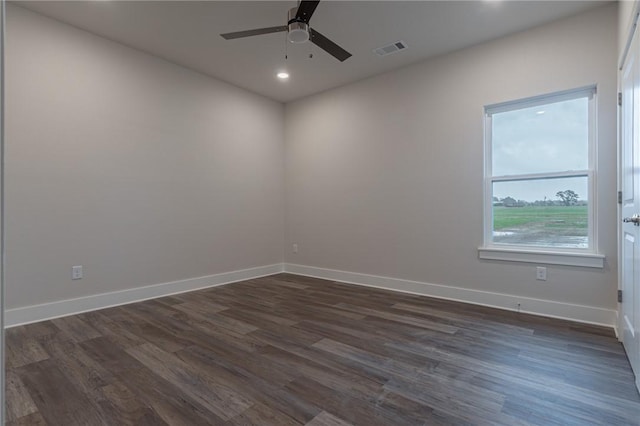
[295,1,320,24]
[310,28,352,62]
[221,26,287,40]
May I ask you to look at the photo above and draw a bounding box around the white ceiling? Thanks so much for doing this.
[16,1,608,103]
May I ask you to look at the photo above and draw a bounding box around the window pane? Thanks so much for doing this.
[492,177,588,248]
[492,97,588,176]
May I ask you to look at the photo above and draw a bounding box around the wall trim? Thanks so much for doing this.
[5,263,284,327]
[284,263,617,328]
[477,247,605,268]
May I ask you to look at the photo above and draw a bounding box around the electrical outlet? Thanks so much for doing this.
[536,266,547,281]
[292,243,298,254]
[72,265,83,280]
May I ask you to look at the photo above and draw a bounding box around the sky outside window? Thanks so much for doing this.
[492,97,588,203]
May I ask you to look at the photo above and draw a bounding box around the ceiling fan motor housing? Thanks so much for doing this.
[287,7,309,43]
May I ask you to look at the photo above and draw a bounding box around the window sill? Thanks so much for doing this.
[478,246,605,268]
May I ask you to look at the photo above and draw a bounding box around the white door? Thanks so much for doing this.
[621,24,640,392]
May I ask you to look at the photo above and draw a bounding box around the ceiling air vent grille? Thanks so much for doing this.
[373,41,408,57]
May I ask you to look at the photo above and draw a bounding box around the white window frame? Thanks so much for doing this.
[478,86,605,268]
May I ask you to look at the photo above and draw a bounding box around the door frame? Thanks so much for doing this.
[1,0,6,422]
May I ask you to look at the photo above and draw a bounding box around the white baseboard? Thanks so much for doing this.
[5,263,284,328]
[284,263,617,328]
[6,262,616,330]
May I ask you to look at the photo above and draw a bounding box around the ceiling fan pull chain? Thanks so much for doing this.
[284,29,288,60]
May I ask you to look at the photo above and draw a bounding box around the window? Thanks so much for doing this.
[480,87,603,268]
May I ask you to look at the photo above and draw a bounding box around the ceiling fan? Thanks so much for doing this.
[220,1,352,62]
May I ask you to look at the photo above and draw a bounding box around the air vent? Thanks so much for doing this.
[373,41,408,57]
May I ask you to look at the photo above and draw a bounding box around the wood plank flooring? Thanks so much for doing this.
[6,273,640,425]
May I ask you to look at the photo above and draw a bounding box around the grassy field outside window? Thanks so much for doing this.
[492,205,588,248]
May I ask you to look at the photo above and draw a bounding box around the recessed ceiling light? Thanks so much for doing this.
[277,72,289,80]
[536,110,545,115]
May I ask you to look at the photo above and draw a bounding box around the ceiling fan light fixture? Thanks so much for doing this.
[288,26,309,43]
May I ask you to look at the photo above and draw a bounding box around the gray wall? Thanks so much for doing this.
[5,5,285,309]
[285,4,618,310]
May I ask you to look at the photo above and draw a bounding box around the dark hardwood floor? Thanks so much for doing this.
[5,273,640,425]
